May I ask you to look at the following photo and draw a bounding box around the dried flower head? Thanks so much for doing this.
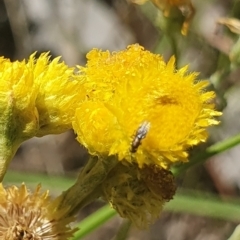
[0,183,76,239]
[101,162,176,228]
[73,44,221,169]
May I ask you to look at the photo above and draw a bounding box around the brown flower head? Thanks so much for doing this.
[0,183,76,239]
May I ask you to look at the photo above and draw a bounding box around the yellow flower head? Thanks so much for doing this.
[0,53,82,180]
[0,183,76,239]
[28,53,81,136]
[131,0,195,35]
[101,162,176,228]
[0,57,39,181]
[73,44,221,169]
[0,53,81,139]
[0,57,38,143]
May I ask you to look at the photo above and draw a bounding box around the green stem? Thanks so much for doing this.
[57,155,118,216]
[171,133,240,176]
[72,205,116,240]
[71,189,240,240]
[165,191,240,222]
[0,139,19,182]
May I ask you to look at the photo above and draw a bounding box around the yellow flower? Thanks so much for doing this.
[28,53,81,136]
[0,57,39,181]
[0,183,76,239]
[131,0,195,35]
[0,53,81,180]
[0,53,81,138]
[73,44,221,169]
[0,57,38,141]
[101,162,176,228]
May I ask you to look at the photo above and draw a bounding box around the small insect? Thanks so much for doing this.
[131,121,150,153]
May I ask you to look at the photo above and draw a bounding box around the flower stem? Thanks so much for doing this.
[57,155,118,216]
[171,133,240,176]
[0,137,19,182]
[72,205,116,240]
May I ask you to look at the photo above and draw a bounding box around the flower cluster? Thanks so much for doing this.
[0,44,222,229]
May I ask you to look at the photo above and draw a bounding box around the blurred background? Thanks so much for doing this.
[1,0,240,239]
